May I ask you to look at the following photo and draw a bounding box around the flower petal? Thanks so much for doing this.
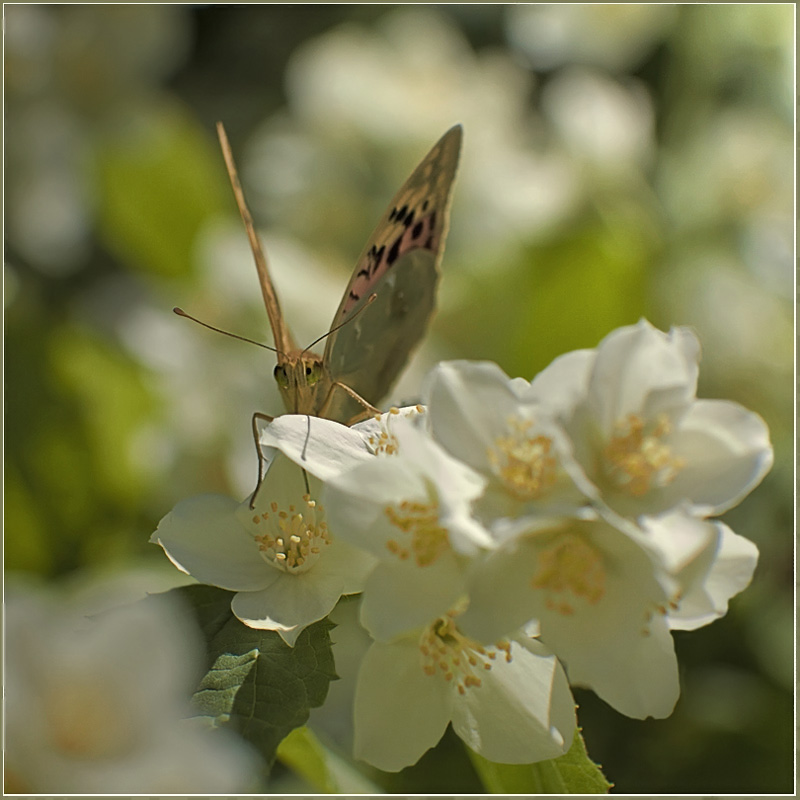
[231,556,346,646]
[258,414,373,481]
[307,597,372,755]
[450,638,575,763]
[151,495,272,592]
[586,319,700,432]
[354,638,451,772]
[329,538,378,596]
[668,399,773,515]
[423,360,525,470]
[360,555,467,641]
[462,516,680,719]
[424,359,591,519]
[558,605,679,719]
[639,509,717,574]
[325,423,490,557]
[533,524,680,719]
[352,405,428,454]
[665,521,759,631]
[324,457,428,557]
[528,348,595,417]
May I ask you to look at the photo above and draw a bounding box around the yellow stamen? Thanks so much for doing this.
[418,612,512,694]
[253,493,330,574]
[365,406,426,456]
[487,416,557,500]
[385,499,450,567]
[531,533,606,614]
[603,413,685,496]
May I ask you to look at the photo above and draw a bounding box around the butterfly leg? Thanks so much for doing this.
[250,411,274,509]
[318,381,380,424]
[344,408,379,426]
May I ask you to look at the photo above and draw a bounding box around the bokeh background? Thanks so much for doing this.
[4,4,794,793]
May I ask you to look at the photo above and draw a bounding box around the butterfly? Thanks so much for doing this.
[207,123,461,497]
[217,122,461,418]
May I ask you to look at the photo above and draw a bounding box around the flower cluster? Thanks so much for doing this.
[152,319,770,772]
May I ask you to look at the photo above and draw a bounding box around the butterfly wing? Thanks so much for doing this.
[217,122,297,358]
[322,125,462,422]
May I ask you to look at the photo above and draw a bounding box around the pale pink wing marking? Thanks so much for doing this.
[340,202,442,316]
[331,125,463,322]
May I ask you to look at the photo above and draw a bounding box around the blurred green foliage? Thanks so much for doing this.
[96,105,229,278]
[4,4,793,793]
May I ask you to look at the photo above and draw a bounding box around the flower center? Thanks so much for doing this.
[531,532,606,614]
[365,405,426,456]
[487,415,557,501]
[384,498,449,567]
[251,494,330,573]
[603,413,686,496]
[418,612,512,695]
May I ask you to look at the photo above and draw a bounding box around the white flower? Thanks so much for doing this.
[460,511,681,720]
[423,360,594,520]
[4,581,259,793]
[256,407,426,477]
[640,510,759,631]
[352,404,429,456]
[151,451,375,646]
[353,610,576,772]
[322,420,493,642]
[532,319,773,520]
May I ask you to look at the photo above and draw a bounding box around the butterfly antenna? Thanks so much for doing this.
[300,293,378,356]
[216,122,295,356]
[173,307,284,355]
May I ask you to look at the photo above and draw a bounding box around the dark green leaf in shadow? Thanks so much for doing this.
[159,584,337,769]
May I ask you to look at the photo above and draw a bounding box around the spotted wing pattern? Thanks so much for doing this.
[332,125,462,321]
[322,125,462,421]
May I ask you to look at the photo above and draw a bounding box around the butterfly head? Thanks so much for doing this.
[273,352,330,414]
[273,356,324,388]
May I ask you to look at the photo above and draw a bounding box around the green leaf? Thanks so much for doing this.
[468,728,611,794]
[94,101,228,278]
[277,726,385,794]
[49,325,155,506]
[162,584,337,768]
[277,726,340,793]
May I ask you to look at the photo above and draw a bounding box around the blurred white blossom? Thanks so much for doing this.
[506,4,677,72]
[245,7,582,272]
[541,68,655,172]
[4,4,190,274]
[5,579,259,793]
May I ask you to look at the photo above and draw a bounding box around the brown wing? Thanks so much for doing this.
[322,125,462,419]
[328,125,462,324]
[217,122,296,358]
